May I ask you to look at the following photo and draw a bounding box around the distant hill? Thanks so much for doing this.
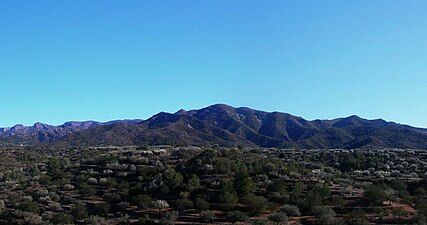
[1,104,427,149]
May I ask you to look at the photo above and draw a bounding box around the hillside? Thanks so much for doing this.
[2,104,427,149]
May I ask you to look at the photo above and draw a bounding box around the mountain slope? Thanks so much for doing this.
[0,120,142,144]
[2,104,427,149]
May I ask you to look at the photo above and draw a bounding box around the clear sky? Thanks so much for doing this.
[1,1,427,128]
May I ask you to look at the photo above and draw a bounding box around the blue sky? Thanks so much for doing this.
[1,1,427,128]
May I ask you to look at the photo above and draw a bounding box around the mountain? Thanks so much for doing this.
[0,120,142,144]
[1,104,427,149]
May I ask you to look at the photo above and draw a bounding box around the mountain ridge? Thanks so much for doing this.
[1,104,427,149]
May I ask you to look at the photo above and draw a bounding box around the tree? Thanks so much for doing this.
[364,184,388,206]
[185,174,200,192]
[200,211,215,224]
[243,195,267,216]
[268,179,287,194]
[234,165,255,198]
[94,202,110,217]
[131,194,153,209]
[72,202,89,220]
[268,212,288,225]
[163,167,183,188]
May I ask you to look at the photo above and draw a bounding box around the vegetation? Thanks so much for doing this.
[0,145,426,224]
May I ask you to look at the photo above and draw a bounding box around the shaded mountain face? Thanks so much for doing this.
[2,104,427,149]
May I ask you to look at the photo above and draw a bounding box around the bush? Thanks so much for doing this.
[200,211,215,224]
[281,204,301,216]
[159,211,178,225]
[137,215,156,225]
[268,212,288,225]
[175,198,193,211]
[312,206,335,225]
[252,220,269,225]
[18,200,40,214]
[364,184,388,206]
[227,211,248,223]
[71,202,88,220]
[131,194,153,209]
[93,202,111,216]
[185,174,201,192]
[85,216,108,225]
[152,200,169,212]
[243,195,267,216]
[52,213,74,224]
[347,210,369,225]
[195,197,209,210]
[218,191,238,204]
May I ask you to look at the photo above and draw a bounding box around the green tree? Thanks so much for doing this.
[243,195,267,216]
[234,165,255,198]
[185,174,200,193]
[94,202,110,216]
[71,202,88,220]
[364,184,388,206]
[162,167,183,192]
[131,194,153,209]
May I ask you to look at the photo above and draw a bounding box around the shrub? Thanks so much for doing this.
[364,184,388,206]
[227,211,248,223]
[195,197,209,210]
[18,200,40,214]
[152,200,169,212]
[131,194,153,209]
[312,206,335,225]
[94,202,110,216]
[243,195,267,216]
[71,202,88,220]
[138,215,156,225]
[175,198,193,211]
[268,212,288,225]
[252,220,269,225]
[281,204,301,216]
[200,211,215,224]
[52,213,74,224]
[159,211,178,225]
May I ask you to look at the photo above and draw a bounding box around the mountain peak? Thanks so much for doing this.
[174,109,188,115]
